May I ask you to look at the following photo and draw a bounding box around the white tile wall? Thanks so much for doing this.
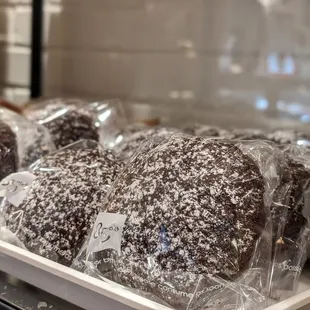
[0,0,310,121]
[0,0,210,105]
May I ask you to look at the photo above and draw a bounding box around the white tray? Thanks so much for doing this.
[0,241,171,310]
[264,270,310,310]
[1,240,310,310]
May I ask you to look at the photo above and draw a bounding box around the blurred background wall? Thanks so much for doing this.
[1,0,310,125]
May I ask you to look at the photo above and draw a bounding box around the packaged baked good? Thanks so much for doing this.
[183,124,223,137]
[74,134,284,310]
[24,98,127,150]
[0,120,18,181]
[269,144,310,302]
[227,128,268,140]
[115,126,179,161]
[267,130,310,146]
[183,126,310,301]
[182,124,230,138]
[0,107,55,169]
[0,140,124,267]
[182,124,310,146]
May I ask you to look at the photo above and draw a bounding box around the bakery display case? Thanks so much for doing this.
[2,1,310,310]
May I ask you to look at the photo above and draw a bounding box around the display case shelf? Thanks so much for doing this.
[0,241,171,310]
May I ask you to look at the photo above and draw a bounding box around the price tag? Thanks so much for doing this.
[87,212,127,254]
[0,172,36,206]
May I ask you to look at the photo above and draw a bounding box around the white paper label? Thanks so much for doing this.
[87,212,127,254]
[0,172,36,206]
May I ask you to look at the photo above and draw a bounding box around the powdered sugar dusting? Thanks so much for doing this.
[5,144,124,266]
[28,103,99,149]
[102,134,266,300]
[0,121,18,181]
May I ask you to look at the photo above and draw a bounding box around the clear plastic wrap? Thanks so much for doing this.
[0,120,18,181]
[88,100,128,149]
[269,144,310,302]
[114,126,180,161]
[182,124,230,138]
[267,130,310,147]
[186,124,310,302]
[182,124,310,146]
[184,125,310,303]
[23,98,128,150]
[0,107,55,170]
[0,140,125,267]
[73,133,287,310]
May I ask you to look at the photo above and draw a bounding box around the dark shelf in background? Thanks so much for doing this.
[30,0,43,99]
